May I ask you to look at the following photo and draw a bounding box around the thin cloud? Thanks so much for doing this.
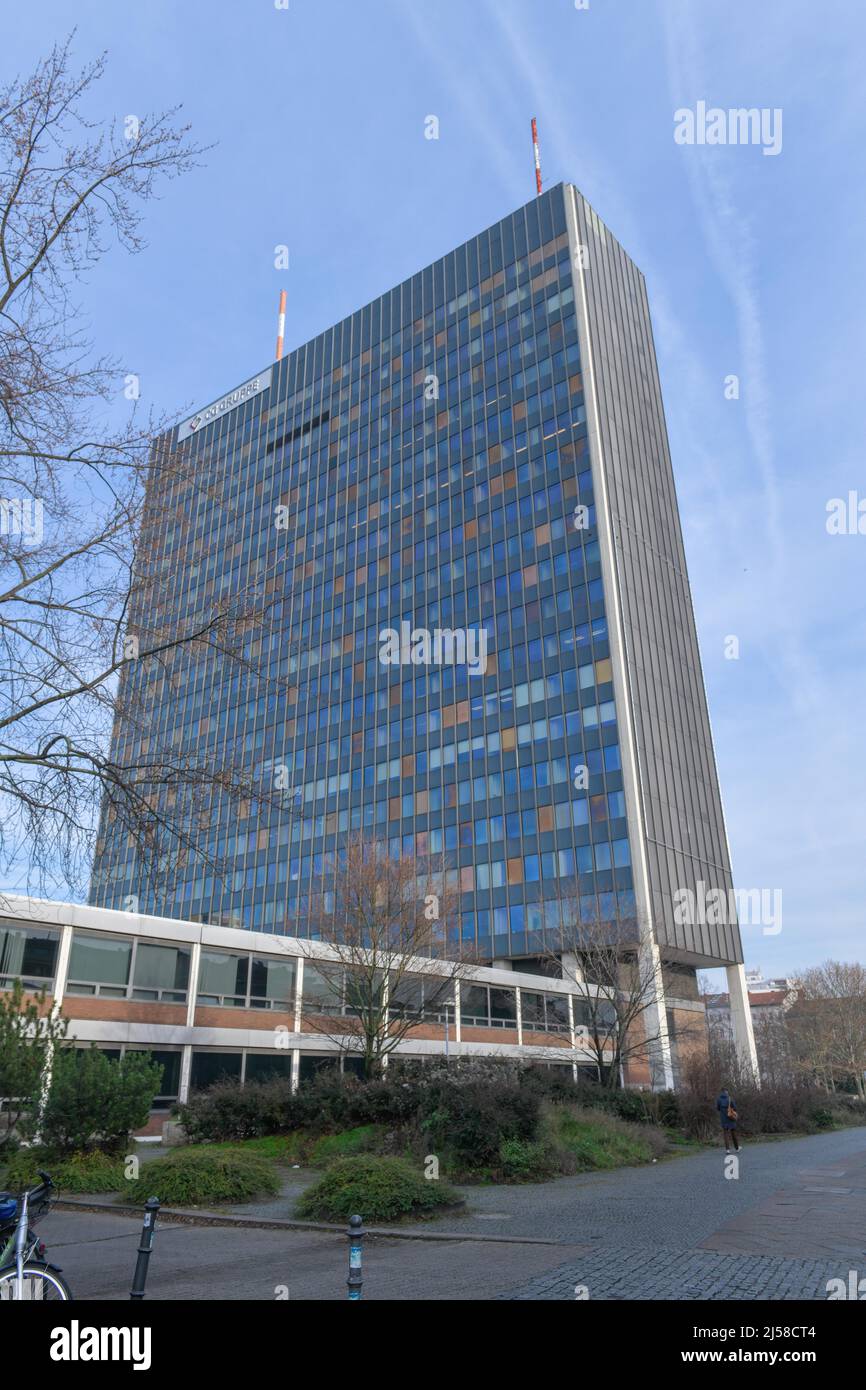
[391,0,520,200]
[661,0,824,714]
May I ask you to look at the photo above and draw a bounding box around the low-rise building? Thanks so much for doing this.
[1,896,708,1121]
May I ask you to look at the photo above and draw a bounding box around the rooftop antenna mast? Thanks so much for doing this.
[275,289,287,361]
[530,117,542,195]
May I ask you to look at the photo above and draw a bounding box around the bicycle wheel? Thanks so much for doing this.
[0,1262,71,1300]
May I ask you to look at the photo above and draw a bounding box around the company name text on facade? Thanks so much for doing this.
[177,368,272,442]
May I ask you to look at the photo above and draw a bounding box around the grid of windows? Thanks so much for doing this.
[90,185,636,960]
[0,916,622,1082]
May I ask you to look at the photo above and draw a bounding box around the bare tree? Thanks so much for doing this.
[299,837,472,1078]
[750,1009,794,1089]
[788,962,866,1098]
[544,903,700,1089]
[0,38,281,900]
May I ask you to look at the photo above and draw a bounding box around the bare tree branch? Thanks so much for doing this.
[298,836,473,1077]
[0,36,281,900]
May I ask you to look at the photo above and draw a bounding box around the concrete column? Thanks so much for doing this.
[566,992,579,1083]
[561,950,584,985]
[52,924,73,1006]
[562,953,584,1086]
[185,942,201,1028]
[380,960,392,1075]
[35,924,75,1135]
[640,941,675,1091]
[290,1048,300,1094]
[726,962,759,1080]
[293,958,304,1034]
[177,943,201,1107]
[178,1044,193,1104]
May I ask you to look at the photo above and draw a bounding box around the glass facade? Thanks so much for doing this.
[89,185,637,963]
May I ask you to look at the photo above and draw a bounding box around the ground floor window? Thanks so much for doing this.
[244,1052,293,1083]
[297,1053,365,1084]
[190,1051,242,1091]
[140,1049,183,1108]
[189,1048,330,1089]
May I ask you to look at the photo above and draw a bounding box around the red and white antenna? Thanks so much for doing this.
[530,117,542,195]
[275,288,287,361]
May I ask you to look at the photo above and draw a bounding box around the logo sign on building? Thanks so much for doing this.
[177,367,272,442]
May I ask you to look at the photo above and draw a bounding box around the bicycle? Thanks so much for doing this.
[0,1171,71,1300]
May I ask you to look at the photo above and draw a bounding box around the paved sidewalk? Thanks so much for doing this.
[43,1209,586,1300]
[506,1244,846,1301]
[500,1128,866,1300]
[701,1152,866,1261]
[38,1127,866,1300]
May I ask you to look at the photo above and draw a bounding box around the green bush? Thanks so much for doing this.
[176,1062,756,1182]
[519,1070,682,1128]
[0,981,69,1154]
[296,1155,461,1223]
[2,1146,126,1193]
[125,1148,280,1206]
[177,1078,297,1143]
[498,1137,556,1182]
[549,1078,662,1127]
[420,1073,539,1173]
[289,1067,427,1131]
[295,1061,541,1139]
[810,1107,835,1130]
[293,1072,377,1128]
[653,1090,683,1128]
[517,1065,583,1105]
[176,1072,418,1145]
[602,1089,653,1124]
[28,1048,163,1155]
[177,1060,537,1149]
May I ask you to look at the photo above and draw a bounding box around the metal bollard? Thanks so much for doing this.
[129,1196,160,1300]
[346,1214,365,1300]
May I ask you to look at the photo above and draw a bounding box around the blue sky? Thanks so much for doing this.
[7,0,865,977]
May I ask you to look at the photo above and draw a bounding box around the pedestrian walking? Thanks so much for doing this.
[717,1086,740,1152]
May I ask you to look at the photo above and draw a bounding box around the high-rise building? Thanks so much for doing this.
[89,183,757,1086]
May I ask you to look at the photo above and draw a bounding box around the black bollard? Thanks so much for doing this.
[346,1213,365,1300]
[129,1196,160,1300]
